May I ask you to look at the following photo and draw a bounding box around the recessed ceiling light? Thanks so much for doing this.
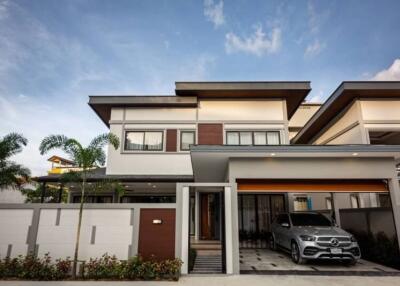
[152,185,157,188]
[352,153,358,156]
[270,153,276,156]
[147,182,152,186]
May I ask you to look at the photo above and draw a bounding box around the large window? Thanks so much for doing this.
[125,131,163,151]
[226,131,280,145]
[180,131,195,151]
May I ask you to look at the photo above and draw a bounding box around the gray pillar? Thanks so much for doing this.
[332,193,341,227]
[27,206,41,256]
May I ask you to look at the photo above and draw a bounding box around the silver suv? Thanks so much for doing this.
[270,212,361,265]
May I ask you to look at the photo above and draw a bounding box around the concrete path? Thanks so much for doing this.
[1,275,400,286]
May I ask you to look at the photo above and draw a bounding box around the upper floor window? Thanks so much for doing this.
[226,131,280,145]
[180,131,196,151]
[125,131,163,151]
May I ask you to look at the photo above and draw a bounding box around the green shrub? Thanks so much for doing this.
[82,253,182,281]
[0,253,182,281]
[0,254,71,280]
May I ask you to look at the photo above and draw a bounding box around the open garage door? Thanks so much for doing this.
[237,179,399,274]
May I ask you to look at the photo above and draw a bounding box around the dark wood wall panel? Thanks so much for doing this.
[198,123,223,145]
[237,180,388,193]
[138,209,176,261]
[166,129,177,152]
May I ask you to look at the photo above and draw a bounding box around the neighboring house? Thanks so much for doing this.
[47,155,79,174]
[25,81,400,274]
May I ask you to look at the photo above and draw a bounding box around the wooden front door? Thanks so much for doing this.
[200,193,220,240]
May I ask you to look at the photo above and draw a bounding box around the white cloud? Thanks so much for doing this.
[371,59,400,81]
[307,0,319,34]
[225,25,281,56]
[0,0,9,20]
[204,0,225,28]
[307,90,324,103]
[0,1,219,176]
[304,39,325,57]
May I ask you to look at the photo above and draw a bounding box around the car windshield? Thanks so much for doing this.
[290,213,332,227]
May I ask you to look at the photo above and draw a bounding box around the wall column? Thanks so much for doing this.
[179,186,190,274]
[224,186,234,274]
[332,193,341,227]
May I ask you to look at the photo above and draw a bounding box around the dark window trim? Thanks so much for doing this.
[180,130,196,151]
[226,130,281,146]
[124,130,164,151]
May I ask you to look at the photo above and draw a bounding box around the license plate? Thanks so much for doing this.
[330,248,342,254]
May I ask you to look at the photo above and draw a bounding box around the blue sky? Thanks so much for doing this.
[1,0,400,175]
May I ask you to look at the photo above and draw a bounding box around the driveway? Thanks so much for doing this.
[0,275,400,286]
[240,248,400,275]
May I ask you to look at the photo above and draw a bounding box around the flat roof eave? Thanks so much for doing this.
[175,81,311,118]
[88,95,198,127]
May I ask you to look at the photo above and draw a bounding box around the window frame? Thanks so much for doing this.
[124,130,164,152]
[226,130,281,146]
[180,130,196,151]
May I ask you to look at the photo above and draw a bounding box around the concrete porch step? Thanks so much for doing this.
[192,254,223,274]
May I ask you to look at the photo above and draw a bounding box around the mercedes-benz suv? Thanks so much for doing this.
[270,212,361,265]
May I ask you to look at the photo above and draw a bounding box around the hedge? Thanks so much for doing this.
[0,253,182,281]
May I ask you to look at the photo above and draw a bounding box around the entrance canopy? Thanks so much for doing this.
[190,145,400,182]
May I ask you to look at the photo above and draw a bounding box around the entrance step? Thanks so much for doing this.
[191,255,223,274]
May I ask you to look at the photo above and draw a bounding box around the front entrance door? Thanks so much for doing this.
[200,193,221,240]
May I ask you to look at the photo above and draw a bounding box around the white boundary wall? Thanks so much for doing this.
[0,204,175,260]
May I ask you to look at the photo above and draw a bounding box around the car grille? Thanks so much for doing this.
[316,236,351,247]
[317,237,350,242]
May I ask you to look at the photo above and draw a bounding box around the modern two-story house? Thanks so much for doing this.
[30,81,400,275]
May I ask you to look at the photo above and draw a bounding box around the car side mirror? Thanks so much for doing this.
[281,222,290,228]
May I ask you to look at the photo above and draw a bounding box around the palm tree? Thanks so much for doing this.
[0,133,30,189]
[39,133,119,278]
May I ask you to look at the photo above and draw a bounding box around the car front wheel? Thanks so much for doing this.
[291,242,306,264]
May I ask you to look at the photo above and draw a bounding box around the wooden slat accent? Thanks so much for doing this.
[166,129,177,152]
[198,123,223,145]
[237,180,388,193]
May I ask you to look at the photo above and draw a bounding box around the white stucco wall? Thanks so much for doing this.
[197,99,285,121]
[314,101,364,145]
[360,100,400,121]
[107,99,288,175]
[0,209,33,257]
[36,209,133,260]
[289,104,321,128]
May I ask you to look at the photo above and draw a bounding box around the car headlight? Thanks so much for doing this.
[300,235,316,241]
[350,236,357,242]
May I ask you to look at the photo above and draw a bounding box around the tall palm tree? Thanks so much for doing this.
[0,133,30,189]
[39,133,119,278]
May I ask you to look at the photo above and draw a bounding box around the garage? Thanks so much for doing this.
[237,179,400,274]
